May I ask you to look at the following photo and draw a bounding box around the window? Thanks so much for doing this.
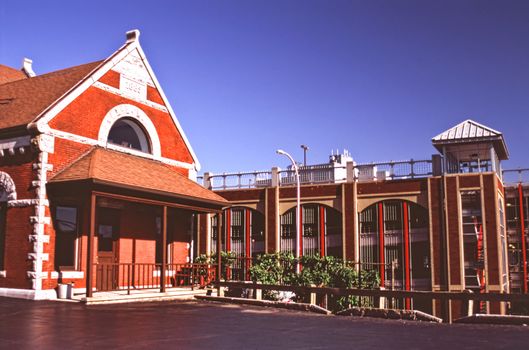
[302,205,319,256]
[461,191,484,290]
[498,197,508,290]
[211,214,219,254]
[54,206,79,270]
[280,210,296,253]
[250,211,265,257]
[230,209,245,256]
[107,118,151,153]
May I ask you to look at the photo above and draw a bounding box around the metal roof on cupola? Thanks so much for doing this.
[432,119,509,160]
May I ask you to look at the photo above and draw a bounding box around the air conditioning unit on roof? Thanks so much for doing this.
[357,165,377,182]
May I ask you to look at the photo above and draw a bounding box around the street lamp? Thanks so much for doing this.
[300,145,309,167]
[276,149,301,273]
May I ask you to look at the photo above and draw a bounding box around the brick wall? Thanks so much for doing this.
[445,176,462,288]
[428,177,444,288]
[343,183,355,261]
[266,187,277,253]
[49,86,194,164]
[0,151,38,289]
[0,206,34,289]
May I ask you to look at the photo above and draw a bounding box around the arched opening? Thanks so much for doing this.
[210,207,265,258]
[280,204,343,258]
[107,118,152,153]
[211,207,265,281]
[0,171,15,271]
[359,200,430,310]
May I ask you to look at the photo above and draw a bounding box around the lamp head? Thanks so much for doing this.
[276,149,286,155]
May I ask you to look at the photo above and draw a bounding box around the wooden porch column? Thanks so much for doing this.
[160,206,168,293]
[217,211,223,291]
[86,192,96,298]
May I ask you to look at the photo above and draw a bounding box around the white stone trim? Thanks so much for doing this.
[7,199,46,207]
[0,270,5,278]
[29,34,201,171]
[46,128,194,170]
[188,168,197,181]
[26,151,52,291]
[93,81,168,112]
[29,41,134,130]
[50,271,84,279]
[134,43,201,171]
[98,103,162,157]
[33,162,54,172]
[0,136,30,153]
[0,172,17,201]
[0,287,57,300]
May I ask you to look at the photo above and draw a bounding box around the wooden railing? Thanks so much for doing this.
[216,281,529,323]
[94,263,216,294]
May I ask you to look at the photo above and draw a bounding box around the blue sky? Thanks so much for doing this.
[1,0,528,173]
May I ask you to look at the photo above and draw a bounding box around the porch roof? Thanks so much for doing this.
[49,147,227,207]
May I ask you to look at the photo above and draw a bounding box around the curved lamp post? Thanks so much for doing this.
[276,149,301,273]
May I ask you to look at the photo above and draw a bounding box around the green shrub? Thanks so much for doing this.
[247,253,380,312]
[248,252,296,300]
[194,252,237,280]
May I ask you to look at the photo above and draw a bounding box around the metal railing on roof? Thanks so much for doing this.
[502,168,529,186]
[199,158,433,191]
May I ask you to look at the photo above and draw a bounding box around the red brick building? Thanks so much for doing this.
[0,30,226,299]
[198,120,517,319]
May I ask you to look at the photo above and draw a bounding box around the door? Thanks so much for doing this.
[96,207,120,291]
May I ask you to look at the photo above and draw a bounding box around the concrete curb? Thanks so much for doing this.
[454,314,529,325]
[195,295,332,315]
[83,290,208,305]
[336,306,442,323]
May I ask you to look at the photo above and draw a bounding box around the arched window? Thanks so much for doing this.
[211,207,265,258]
[280,204,343,258]
[359,200,430,290]
[107,118,152,153]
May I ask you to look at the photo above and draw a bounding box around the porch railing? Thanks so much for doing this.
[93,263,216,294]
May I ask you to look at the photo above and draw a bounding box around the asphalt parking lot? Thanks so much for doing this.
[1,297,528,349]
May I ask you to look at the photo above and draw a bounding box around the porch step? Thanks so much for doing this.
[82,288,213,305]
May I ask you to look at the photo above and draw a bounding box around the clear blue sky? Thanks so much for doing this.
[1,0,528,173]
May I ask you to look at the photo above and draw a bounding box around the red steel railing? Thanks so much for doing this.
[93,263,216,294]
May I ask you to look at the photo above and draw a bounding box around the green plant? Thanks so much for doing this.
[247,253,380,311]
[249,252,296,300]
[194,251,237,280]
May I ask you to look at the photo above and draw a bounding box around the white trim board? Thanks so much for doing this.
[29,31,201,171]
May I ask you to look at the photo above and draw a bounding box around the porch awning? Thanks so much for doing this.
[48,147,227,208]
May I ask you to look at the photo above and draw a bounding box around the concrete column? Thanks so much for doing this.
[203,172,212,189]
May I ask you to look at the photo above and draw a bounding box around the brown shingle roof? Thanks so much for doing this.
[0,64,27,85]
[50,147,227,206]
[0,60,103,130]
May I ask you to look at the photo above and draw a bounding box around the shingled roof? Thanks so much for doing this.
[50,147,227,206]
[0,61,103,130]
[0,64,28,85]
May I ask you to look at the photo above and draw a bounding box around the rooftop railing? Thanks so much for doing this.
[502,168,529,186]
[199,158,433,191]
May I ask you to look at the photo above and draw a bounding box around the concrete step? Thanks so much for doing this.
[83,288,213,305]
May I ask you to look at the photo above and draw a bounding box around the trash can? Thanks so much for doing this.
[57,283,73,299]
